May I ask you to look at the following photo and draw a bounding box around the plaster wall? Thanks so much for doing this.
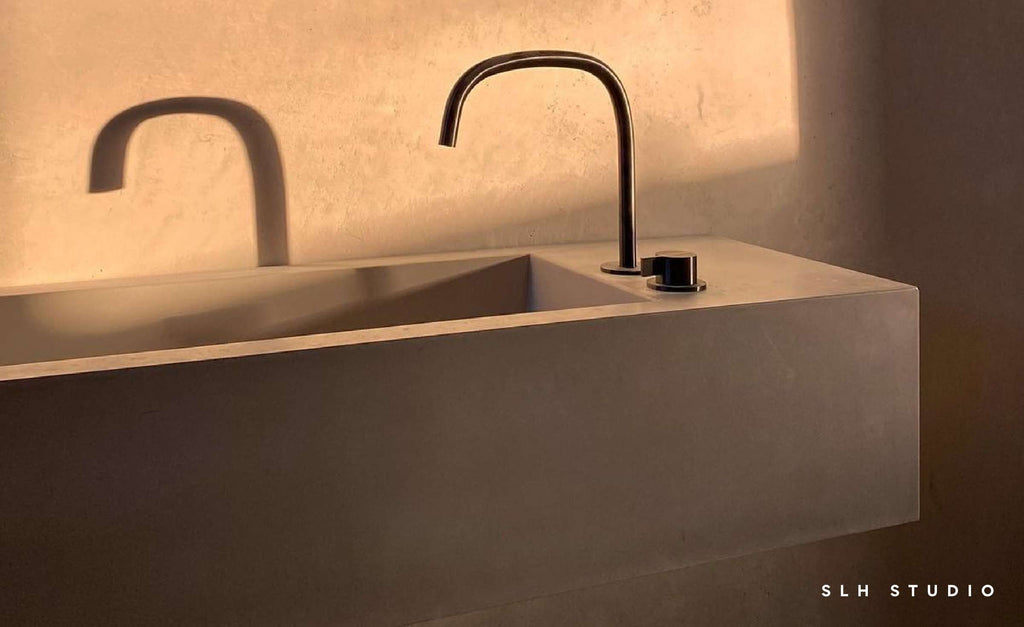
[0,0,848,288]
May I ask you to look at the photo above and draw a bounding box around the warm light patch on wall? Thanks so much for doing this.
[0,0,801,287]
[638,0,799,183]
[404,0,800,253]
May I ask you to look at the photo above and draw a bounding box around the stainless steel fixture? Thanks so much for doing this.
[439,51,640,275]
[641,250,707,292]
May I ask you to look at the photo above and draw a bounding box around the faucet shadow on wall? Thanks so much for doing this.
[89,97,289,267]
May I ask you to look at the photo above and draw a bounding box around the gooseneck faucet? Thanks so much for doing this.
[439,51,640,275]
[89,97,289,266]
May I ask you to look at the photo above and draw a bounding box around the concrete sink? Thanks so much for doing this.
[0,254,640,367]
[0,236,918,625]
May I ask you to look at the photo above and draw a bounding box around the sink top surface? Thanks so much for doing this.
[0,236,911,381]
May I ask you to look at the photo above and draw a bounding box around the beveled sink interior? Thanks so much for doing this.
[0,254,642,367]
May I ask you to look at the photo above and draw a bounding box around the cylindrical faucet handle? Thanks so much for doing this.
[640,250,707,292]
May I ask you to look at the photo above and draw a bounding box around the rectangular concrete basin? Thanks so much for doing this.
[0,236,918,626]
[0,254,641,367]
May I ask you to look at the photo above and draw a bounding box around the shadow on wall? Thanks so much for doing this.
[89,97,290,266]
[878,0,1024,624]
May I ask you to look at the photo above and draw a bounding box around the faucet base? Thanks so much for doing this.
[600,261,642,275]
[647,278,707,292]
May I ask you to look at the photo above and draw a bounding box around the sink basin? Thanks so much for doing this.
[0,236,918,626]
[0,255,641,367]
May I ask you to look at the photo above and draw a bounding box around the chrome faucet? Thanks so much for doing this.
[89,97,289,266]
[439,51,640,275]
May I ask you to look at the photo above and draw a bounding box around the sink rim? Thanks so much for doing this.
[0,236,914,383]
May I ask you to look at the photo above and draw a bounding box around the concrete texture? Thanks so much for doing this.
[0,236,908,381]
[0,238,918,625]
[0,254,643,366]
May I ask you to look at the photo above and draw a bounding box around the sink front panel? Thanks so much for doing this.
[0,286,918,625]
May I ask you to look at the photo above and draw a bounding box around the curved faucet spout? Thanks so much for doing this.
[439,50,639,274]
[89,97,289,267]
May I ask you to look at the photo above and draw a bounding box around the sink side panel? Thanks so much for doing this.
[527,255,645,311]
[0,289,918,625]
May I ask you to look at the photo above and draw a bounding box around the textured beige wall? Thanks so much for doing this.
[2,0,803,287]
